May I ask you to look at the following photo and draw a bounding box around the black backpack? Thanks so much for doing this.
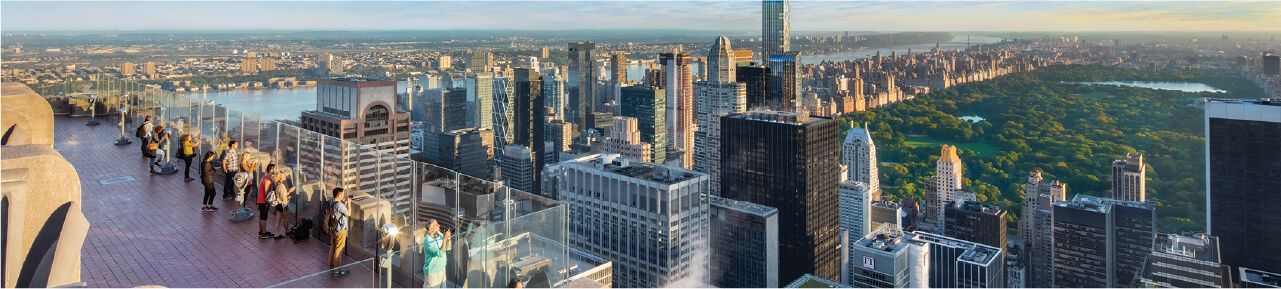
[135,123,148,138]
[290,218,313,243]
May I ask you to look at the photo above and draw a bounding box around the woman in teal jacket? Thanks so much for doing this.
[421,219,451,288]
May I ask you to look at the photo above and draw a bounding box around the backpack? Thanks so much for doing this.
[322,200,339,235]
[290,218,313,243]
[147,141,159,151]
[136,124,148,138]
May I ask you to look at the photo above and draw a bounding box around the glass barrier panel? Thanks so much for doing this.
[267,257,379,288]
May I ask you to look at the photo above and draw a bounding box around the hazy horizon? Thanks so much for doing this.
[3,1,1279,32]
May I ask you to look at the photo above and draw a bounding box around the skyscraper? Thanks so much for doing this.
[602,116,652,163]
[944,200,1007,263]
[767,52,802,112]
[568,42,597,131]
[557,154,709,288]
[466,73,494,130]
[1204,98,1281,273]
[1263,52,1279,76]
[710,197,780,289]
[499,144,534,192]
[841,123,879,200]
[1019,169,1065,288]
[721,111,841,282]
[694,36,747,197]
[421,88,468,165]
[839,176,872,249]
[660,52,695,168]
[509,68,545,193]
[924,145,967,227]
[543,70,566,118]
[610,53,628,85]
[467,50,494,72]
[430,128,494,180]
[619,86,667,164]
[736,64,771,109]
[1052,195,1156,288]
[762,0,791,57]
[1112,153,1146,202]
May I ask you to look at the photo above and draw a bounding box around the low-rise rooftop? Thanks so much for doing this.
[568,154,701,184]
[710,197,778,217]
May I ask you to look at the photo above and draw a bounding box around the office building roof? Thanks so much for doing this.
[710,196,778,217]
[1154,233,1220,263]
[784,274,849,288]
[568,154,702,185]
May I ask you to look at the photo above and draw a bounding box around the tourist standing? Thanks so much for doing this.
[329,188,351,276]
[221,141,239,200]
[257,163,274,239]
[200,151,219,212]
[180,134,202,182]
[422,219,451,288]
[271,172,294,239]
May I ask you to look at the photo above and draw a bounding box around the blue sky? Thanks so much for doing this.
[2,1,1278,32]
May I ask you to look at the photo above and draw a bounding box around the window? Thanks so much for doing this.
[363,105,389,128]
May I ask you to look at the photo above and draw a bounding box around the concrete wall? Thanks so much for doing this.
[1,82,90,288]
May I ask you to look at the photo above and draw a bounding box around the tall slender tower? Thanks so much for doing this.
[925,145,965,227]
[841,123,879,200]
[1111,153,1146,202]
[466,73,494,130]
[695,36,747,196]
[762,0,791,57]
[510,68,545,193]
[660,51,694,168]
[568,42,597,132]
[1020,169,1066,288]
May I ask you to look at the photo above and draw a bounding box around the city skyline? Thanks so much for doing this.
[3,1,1280,32]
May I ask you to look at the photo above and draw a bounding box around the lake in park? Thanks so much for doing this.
[1069,81,1226,93]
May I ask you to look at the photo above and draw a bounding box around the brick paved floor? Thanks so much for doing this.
[54,117,377,288]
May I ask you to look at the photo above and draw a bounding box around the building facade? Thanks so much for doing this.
[431,128,494,180]
[619,86,667,164]
[1052,195,1157,288]
[568,42,597,131]
[762,0,791,57]
[1137,234,1229,288]
[694,36,747,197]
[660,52,694,168]
[710,197,780,288]
[556,154,709,288]
[1204,99,1281,273]
[841,123,880,200]
[721,111,841,282]
[602,116,652,163]
[1019,169,1065,288]
[1111,153,1146,202]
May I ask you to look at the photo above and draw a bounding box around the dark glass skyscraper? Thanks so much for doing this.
[710,197,779,288]
[736,64,771,109]
[1204,99,1281,273]
[720,111,840,283]
[620,86,667,164]
[511,68,545,193]
[944,201,1007,252]
[568,41,596,132]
